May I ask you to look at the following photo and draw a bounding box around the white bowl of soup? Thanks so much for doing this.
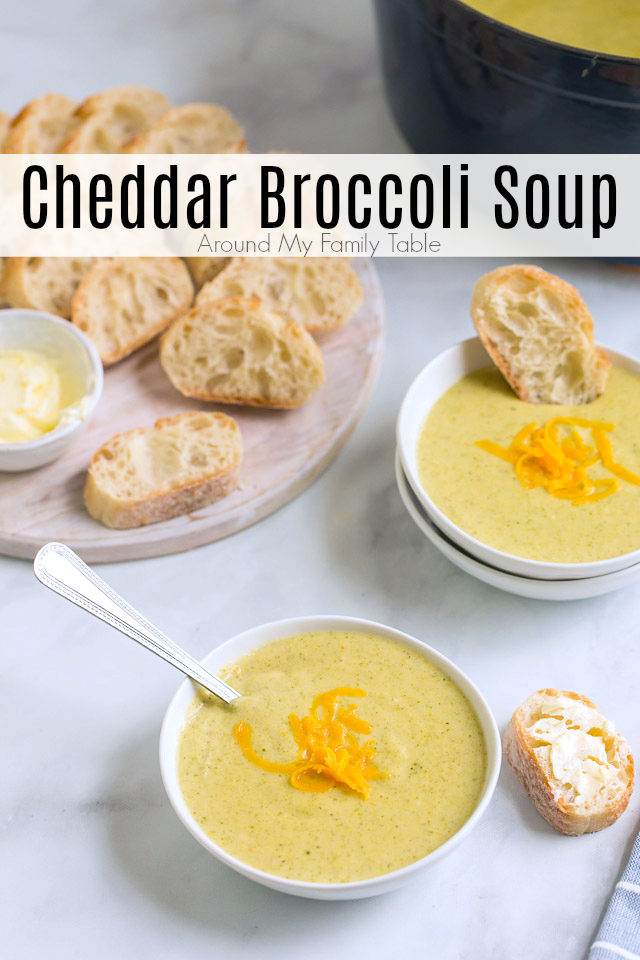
[395,449,640,601]
[397,338,640,580]
[0,310,103,471]
[160,615,500,900]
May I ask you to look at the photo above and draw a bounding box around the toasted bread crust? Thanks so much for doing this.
[58,86,170,153]
[84,463,240,529]
[0,110,12,150]
[2,256,99,318]
[195,257,362,334]
[183,257,230,290]
[123,103,245,154]
[3,94,77,153]
[504,689,634,836]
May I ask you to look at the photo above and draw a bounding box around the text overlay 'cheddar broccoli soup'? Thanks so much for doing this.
[417,367,640,564]
[178,631,487,883]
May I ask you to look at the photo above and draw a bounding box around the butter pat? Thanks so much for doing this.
[527,696,621,807]
[0,349,88,444]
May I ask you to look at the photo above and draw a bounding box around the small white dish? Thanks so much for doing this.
[396,450,640,601]
[160,615,501,900]
[0,310,103,471]
[397,337,640,581]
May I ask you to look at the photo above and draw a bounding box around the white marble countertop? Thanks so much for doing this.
[2,3,640,959]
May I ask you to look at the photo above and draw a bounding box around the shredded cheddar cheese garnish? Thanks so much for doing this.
[476,417,640,505]
[233,687,386,798]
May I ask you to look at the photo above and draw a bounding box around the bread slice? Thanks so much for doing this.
[160,296,325,408]
[123,103,245,153]
[471,265,610,404]
[2,256,100,318]
[183,256,229,290]
[0,257,9,306]
[196,257,363,333]
[84,411,242,529]
[503,689,633,836]
[58,85,170,153]
[3,94,78,153]
[0,110,11,150]
[71,257,194,365]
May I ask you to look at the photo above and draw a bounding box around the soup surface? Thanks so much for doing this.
[178,631,486,883]
[417,366,640,564]
[466,1,640,58]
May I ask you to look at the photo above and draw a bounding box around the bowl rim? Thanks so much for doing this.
[397,336,640,578]
[0,308,103,452]
[159,614,501,896]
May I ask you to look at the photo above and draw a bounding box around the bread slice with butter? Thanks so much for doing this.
[84,411,242,529]
[3,94,78,153]
[2,256,100,319]
[504,689,634,835]
[160,296,325,408]
[195,257,363,334]
[71,257,194,365]
[471,265,610,404]
[58,85,170,153]
[123,103,246,154]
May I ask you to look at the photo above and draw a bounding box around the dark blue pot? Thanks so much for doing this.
[374,0,640,153]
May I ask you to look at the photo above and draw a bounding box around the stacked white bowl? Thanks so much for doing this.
[396,338,640,601]
[0,310,103,471]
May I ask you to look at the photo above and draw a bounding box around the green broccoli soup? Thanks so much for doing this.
[417,366,640,564]
[178,631,487,883]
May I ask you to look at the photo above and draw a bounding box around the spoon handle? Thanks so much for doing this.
[33,542,240,704]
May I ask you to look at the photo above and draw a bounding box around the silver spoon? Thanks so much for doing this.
[33,542,240,704]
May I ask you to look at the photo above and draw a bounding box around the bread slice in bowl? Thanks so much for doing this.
[71,257,194,365]
[2,256,100,319]
[123,103,245,153]
[471,264,610,404]
[3,94,78,153]
[84,411,242,529]
[504,688,633,835]
[58,85,170,153]
[160,296,325,408]
[196,257,362,334]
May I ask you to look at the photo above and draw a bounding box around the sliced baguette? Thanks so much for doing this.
[160,296,324,408]
[183,256,230,290]
[3,94,78,153]
[0,110,11,149]
[0,258,8,307]
[71,257,194,365]
[196,257,363,333]
[123,103,246,153]
[58,85,170,153]
[84,411,242,529]
[471,264,610,404]
[503,689,634,836]
[2,256,100,318]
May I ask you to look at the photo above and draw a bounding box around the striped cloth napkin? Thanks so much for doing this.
[591,833,640,960]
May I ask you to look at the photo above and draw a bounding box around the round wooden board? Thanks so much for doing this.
[0,259,384,563]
